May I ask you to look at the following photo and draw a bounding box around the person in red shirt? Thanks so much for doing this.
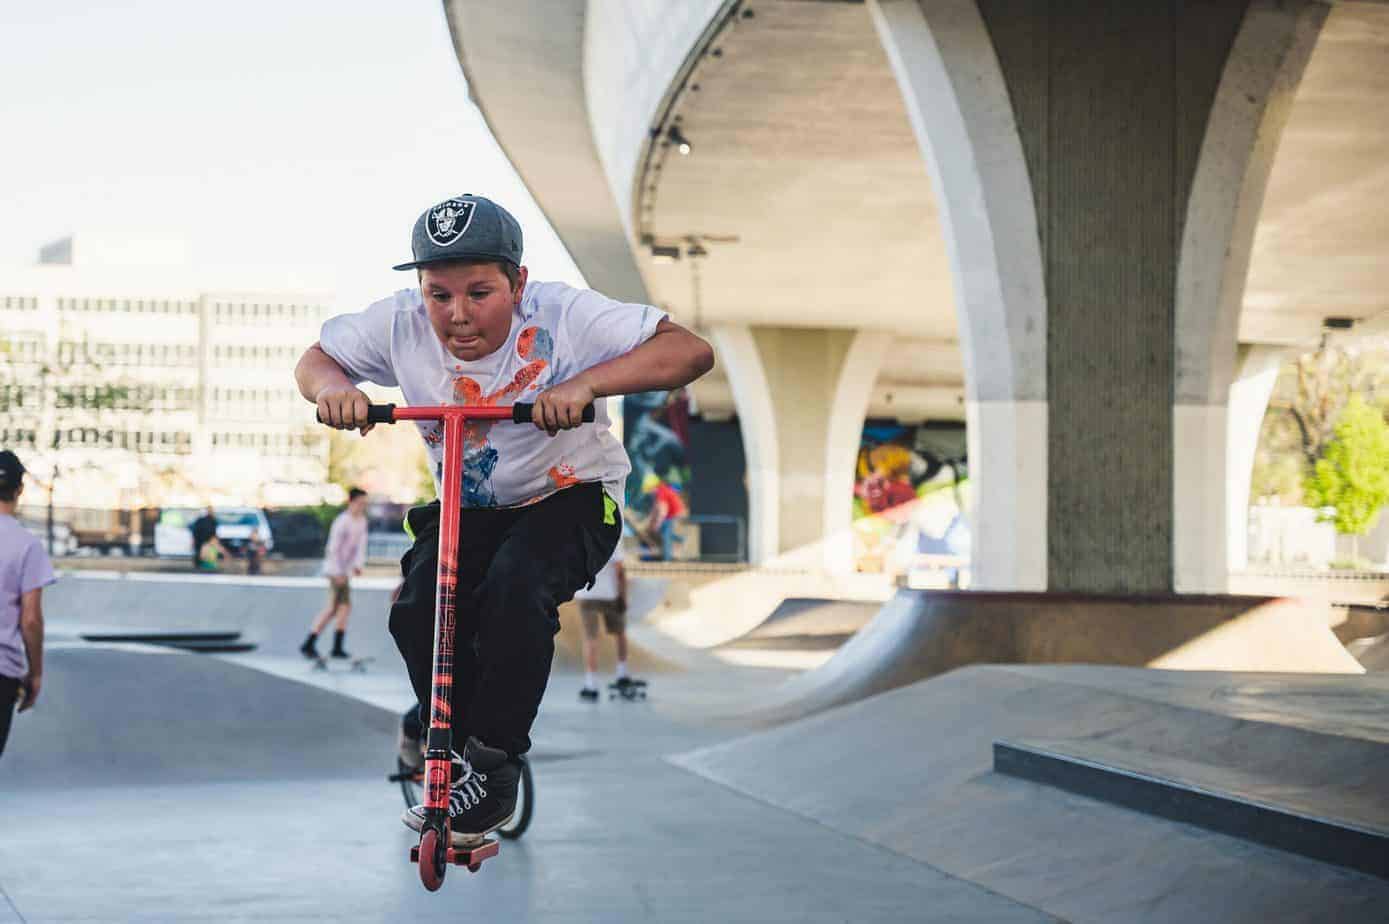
[645,479,688,561]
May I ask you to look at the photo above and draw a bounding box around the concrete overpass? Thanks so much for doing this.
[441,0,1389,594]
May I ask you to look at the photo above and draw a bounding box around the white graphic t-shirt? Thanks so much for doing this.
[319,281,665,509]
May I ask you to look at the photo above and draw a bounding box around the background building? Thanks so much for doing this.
[0,234,333,516]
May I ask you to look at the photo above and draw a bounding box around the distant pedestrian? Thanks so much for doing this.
[644,477,688,561]
[189,506,226,572]
[1,450,55,760]
[575,544,641,700]
[245,529,267,575]
[300,488,368,660]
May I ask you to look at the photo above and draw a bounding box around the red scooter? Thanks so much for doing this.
[331,401,593,891]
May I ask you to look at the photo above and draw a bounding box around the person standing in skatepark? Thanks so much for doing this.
[0,450,55,761]
[575,543,642,701]
[298,194,714,847]
[300,487,369,661]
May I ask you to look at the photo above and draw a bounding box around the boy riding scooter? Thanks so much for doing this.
[297,195,713,847]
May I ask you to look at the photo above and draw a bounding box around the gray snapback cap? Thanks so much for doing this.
[392,195,524,271]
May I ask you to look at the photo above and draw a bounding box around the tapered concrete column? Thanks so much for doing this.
[1227,346,1286,573]
[875,0,1326,593]
[712,323,866,566]
[823,332,890,574]
[711,324,780,564]
[870,0,1048,591]
[1173,1,1326,592]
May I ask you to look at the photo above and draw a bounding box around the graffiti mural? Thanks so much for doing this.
[624,388,692,560]
[852,422,970,580]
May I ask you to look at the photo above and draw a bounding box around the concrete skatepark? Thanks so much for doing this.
[7,0,1389,920]
[3,570,1388,921]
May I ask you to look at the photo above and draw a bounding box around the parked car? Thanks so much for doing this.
[153,507,275,558]
[20,519,79,557]
[263,509,327,559]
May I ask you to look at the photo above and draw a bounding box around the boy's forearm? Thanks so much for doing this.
[295,344,353,403]
[578,322,714,399]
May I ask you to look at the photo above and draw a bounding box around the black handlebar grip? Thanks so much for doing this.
[315,403,396,425]
[511,402,596,424]
[366,404,396,424]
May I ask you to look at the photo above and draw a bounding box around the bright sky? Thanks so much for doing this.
[0,0,584,310]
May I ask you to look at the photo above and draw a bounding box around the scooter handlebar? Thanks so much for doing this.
[314,404,398,425]
[510,402,596,424]
[316,402,595,425]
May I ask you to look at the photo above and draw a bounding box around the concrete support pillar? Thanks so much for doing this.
[874,0,1326,593]
[823,332,890,574]
[713,323,873,567]
[711,324,780,564]
[1226,346,1286,573]
[1172,1,1326,592]
[870,0,1048,591]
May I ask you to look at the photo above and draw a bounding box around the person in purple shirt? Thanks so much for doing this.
[0,450,55,760]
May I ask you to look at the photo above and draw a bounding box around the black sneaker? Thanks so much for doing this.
[401,737,519,846]
[299,636,319,659]
[579,687,599,702]
[329,647,351,659]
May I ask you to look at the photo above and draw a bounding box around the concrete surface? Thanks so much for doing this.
[0,647,1051,923]
[731,588,1360,725]
[674,664,1389,923]
[1349,633,1389,671]
[10,577,1386,921]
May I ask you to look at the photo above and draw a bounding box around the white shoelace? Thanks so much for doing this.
[448,752,488,816]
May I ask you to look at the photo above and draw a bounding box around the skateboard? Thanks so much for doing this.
[311,655,374,674]
[334,400,592,892]
[609,678,648,701]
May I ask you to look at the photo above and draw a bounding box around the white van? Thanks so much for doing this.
[154,507,274,558]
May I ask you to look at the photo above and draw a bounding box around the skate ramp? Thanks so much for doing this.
[641,565,892,649]
[1349,633,1389,671]
[736,589,1361,725]
[671,665,1389,920]
[46,571,403,663]
[46,571,677,675]
[717,597,879,652]
[0,646,396,790]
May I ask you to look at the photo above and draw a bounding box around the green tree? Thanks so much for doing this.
[1252,344,1389,504]
[1303,395,1389,559]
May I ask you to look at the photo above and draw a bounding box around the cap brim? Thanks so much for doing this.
[392,254,521,272]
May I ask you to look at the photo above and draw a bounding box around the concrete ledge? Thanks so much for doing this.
[994,738,1389,880]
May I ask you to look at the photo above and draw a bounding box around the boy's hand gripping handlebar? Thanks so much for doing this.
[316,402,597,425]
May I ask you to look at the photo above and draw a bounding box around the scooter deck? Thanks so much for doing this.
[411,837,499,868]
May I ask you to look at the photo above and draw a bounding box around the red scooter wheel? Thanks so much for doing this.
[418,828,445,891]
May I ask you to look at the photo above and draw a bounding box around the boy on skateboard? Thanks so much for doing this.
[575,544,640,701]
[297,195,713,846]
